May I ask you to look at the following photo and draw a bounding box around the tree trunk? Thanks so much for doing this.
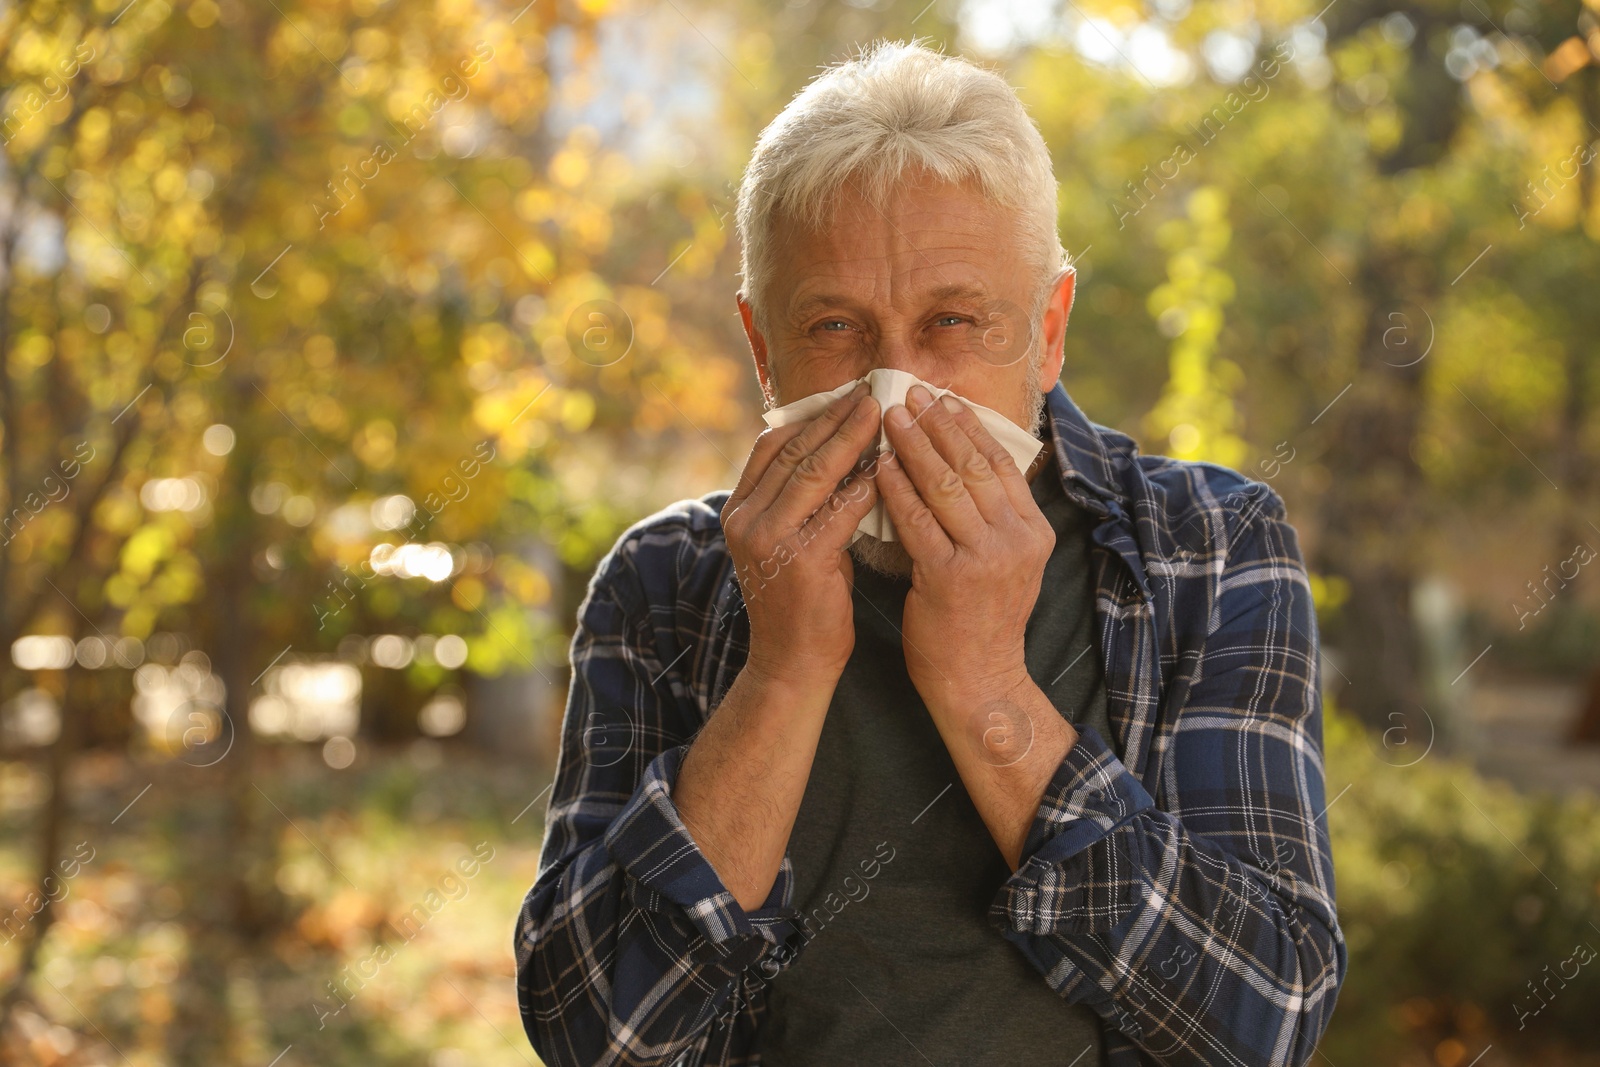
[1315,251,1432,736]
[166,373,281,1064]
[0,623,87,1024]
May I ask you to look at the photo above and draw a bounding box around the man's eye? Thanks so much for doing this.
[817,320,852,332]
[932,315,969,328]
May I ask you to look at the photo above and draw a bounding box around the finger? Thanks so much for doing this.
[911,391,1014,526]
[730,386,861,513]
[737,383,870,517]
[872,444,953,561]
[882,392,988,547]
[941,395,1038,519]
[794,459,881,557]
[726,419,809,513]
[765,394,883,531]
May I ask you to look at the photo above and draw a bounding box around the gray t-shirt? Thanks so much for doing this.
[759,453,1112,1066]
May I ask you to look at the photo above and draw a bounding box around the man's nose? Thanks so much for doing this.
[870,329,940,382]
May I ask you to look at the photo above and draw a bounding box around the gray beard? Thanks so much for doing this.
[847,533,915,579]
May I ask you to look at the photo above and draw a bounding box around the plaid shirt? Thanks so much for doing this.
[515,382,1346,1067]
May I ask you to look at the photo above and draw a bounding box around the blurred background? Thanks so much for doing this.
[2,0,1599,1063]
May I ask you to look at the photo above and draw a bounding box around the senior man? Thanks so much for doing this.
[516,39,1345,1067]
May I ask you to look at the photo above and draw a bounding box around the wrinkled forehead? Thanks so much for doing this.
[766,178,1029,315]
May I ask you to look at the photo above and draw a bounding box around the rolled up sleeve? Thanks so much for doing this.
[989,484,1346,1067]
[514,535,800,1067]
[603,742,796,960]
[993,726,1156,937]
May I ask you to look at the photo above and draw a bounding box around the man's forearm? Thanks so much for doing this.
[673,665,836,911]
[922,675,1076,871]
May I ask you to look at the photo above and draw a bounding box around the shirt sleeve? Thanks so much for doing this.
[514,537,800,1067]
[989,483,1347,1067]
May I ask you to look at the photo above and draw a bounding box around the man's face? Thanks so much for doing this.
[736,172,1074,577]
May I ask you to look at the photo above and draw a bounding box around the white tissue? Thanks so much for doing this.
[760,368,1044,543]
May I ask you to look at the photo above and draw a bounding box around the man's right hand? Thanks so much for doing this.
[721,381,883,689]
[675,383,880,912]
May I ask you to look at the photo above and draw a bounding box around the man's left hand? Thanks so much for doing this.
[876,383,1054,719]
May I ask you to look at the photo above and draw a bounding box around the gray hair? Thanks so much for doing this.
[735,39,1068,333]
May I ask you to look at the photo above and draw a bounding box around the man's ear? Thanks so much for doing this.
[736,293,775,404]
[1037,266,1076,390]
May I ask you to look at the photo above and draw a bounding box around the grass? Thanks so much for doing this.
[3,704,1600,1066]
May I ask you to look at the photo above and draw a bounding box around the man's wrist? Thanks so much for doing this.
[737,655,840,710]
[917,663,1034,717]
[924,671,1078,768]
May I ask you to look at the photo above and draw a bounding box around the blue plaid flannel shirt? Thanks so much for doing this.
[515,382,1346,1066]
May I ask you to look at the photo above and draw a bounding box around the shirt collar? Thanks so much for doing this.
[1040,381,1129,520]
